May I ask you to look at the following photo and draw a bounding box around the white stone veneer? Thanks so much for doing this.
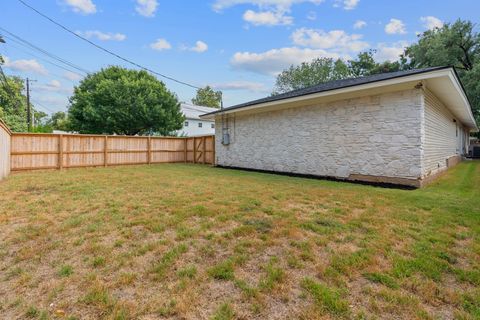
[215,89,424,181]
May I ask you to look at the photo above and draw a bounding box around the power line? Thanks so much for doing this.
[31,99,57,114]
[16,0,201,90]
[1,35,87,79]
[0,27,89,75]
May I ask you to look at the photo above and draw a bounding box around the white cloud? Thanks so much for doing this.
[212,81,267,92]
[190,41,209,53]
[49,80,61,88]
[291,28,369,52]
[306,11,317,20]
[385,18,407,35]
[334,0,359,10]
[36,95,69,110]
[63,71,83,81]
[63,0,96,14]
[76,30,126,41]
[231,47,346,75]
[243,9,293,26]
[353,20,367,29]
[213,0,324,26]
[213,0,325,12]
[135,0,158,17]
[3,56,48,75]
[374,41,409,62]
[420,16,443,30]
[150,38,172,51]
[36,80,73,94]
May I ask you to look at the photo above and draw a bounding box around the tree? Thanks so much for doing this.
[405,20,479,71]
[0,75,29,132]
[47,111,70,131]
[0,35,5,64]
[31,111,53,133]
[191,86,222,108]
[348,50,404,77]
[273,58,351,95]
[404,19,480,128]
[68,66,184,135]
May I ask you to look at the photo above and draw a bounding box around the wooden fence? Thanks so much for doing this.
[10,133,215,171]
[0,120,11,180]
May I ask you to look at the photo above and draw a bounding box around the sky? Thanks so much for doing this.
[1,0,480,115]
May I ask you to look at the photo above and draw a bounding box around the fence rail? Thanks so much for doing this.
[10,133,215,171]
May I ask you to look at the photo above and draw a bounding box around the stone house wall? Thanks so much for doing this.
[215,89,424,185]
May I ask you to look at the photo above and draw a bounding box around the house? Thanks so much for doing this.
[201,67,478,188]
[178,103,218,136]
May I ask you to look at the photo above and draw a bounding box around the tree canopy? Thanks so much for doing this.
[273,53,402,95]
[273,58,350,94]
[68,66,184,135]
[191,86,222,108]
[0,75,29,132]
[405,19,480,126]
[47,111,69,131]
[272,19,479,132]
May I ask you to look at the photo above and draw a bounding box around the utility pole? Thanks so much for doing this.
[25,78,36,132]
[26,78,31,131]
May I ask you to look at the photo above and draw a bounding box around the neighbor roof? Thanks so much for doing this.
[201,66,478,130]
[181,103,218,120]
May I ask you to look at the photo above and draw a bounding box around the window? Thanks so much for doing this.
[184,121,189,127]
[198,122,203,128]
[211,123,215,129]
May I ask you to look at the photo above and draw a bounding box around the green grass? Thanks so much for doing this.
[58,265,74,277]
[208,259,235,280]
[363,272,399,289]
[0,162,479,319]
[301,277,350,317]
[211,302,235,320]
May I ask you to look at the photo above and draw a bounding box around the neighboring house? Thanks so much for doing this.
[201,67,478,188]
[178,103,218,136]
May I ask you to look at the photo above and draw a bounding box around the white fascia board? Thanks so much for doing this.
[447,70,478,131]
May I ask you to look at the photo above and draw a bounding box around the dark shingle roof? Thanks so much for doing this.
[203,66,450,117]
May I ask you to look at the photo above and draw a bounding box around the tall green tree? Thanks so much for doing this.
[404,19,480,126]
[0,35,5,64]
[348,50,404,77]
[273,58,351,95]
[0,75,29,132]
[68,66,184,135]
[47,111,70,131]
[191,86,222,108]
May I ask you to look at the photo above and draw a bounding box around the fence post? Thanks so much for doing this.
[193,137,196,164]
[147,136,152,164]
[211,136,215,166]
[202,137,206,164]
[58,134,63,170]
[184,138,187,163]
[104,136,108,167]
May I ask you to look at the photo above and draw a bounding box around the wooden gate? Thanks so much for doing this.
[184,135,215,164]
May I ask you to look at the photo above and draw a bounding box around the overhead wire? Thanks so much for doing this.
[16,0,201,90]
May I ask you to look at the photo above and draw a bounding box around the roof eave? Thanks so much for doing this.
[201,68,478,131]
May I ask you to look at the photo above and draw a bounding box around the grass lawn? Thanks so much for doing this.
[0,162,479,319]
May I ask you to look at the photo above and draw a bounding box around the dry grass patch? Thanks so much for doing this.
[0,162,479,319]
